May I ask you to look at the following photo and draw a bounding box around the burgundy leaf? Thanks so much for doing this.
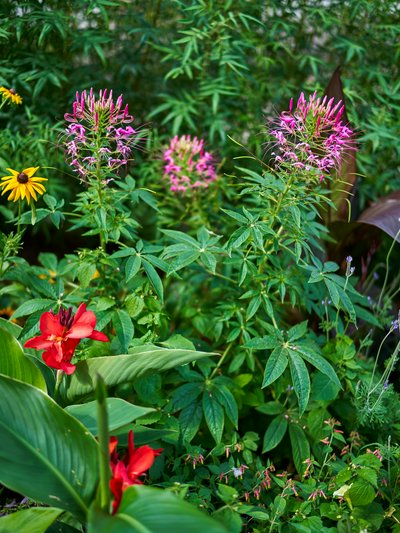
[358,192,400,241]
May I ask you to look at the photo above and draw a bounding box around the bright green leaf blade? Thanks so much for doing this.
[142,259,164,302]
[0,507,63,533]
[287,351,310,415]
[203,392,224,443]
[293,344,342,389]
[62,346,214,402]
[113,309,134,353]
[262,348,288,388]
[348,480,376,506]
[0,328,46,391]
[288,424,310,478]
[117,485,228,533]
[0,316,22,337]
[0,374,99,518]
[262,415,288,452]
[65,398,155,435]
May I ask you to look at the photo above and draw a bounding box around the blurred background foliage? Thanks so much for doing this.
[0,0,399,209]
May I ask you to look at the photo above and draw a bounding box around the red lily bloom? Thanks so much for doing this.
[24,303,108,374]
[109,430,163,514]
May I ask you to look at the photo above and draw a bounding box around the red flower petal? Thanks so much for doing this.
[42,346,76,374]
[24,335,53,350]
[89,329,109,342]
[127,446,158,478]
[67,309,97,339]
[40,311,64,337]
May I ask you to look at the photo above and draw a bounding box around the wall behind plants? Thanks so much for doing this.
[0,0,399,212]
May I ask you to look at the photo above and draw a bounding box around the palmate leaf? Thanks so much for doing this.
[88,486,228,533]
[0,374,99,519]
[293,343,342,389]
[0,507,63,533]
[61,346,215,402]
[262,347,288,389]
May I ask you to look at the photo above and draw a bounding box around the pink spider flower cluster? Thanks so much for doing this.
[64,88,139,181]
[163,135,217,194]
[270,92,354,181]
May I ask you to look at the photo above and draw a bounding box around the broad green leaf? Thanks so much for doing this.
[287,351,310,414]
[167,251,200,273]
[288,424,310,478]
[117,485,227,533]
[256,402,284,415]
[65,398,155,435]
[211,385,238,428]
[287,321,308,342]
[125,255,142,283]
[293,344,342,389]
[0,374,99,518]
[203,392,224,443]
[262,347,288,388]
[311,371,340,401]
[0,507,63,533]
[348,479,376,506]
[62,346,214,402]
[262,415,288,452]
[0,316,22,337]
[0,328,46,391]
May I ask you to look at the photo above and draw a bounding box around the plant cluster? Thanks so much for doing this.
[0,2,399,532]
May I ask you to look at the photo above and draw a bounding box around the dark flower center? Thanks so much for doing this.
[17,172,29,184]
[59,307,74,329]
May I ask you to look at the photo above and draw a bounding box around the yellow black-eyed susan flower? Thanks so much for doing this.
[0,167,47,204]
[0,87,22,106]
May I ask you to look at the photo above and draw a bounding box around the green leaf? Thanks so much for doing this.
[287,321,308,342]
[0,507,63,533]
[287,351,310,414]
[65,398,155,435]
[262,347,288,388]
[262,415,288,452]
[294,344,342,389]
[211,385,238,428]
[348,479,376,506]
[88,485,228,533]
[179,400,203,443]
[311,372,340,401]
[62,346,214,402]
[113,309,134,352]
[0,328,46,391]
[0,316,22,337]
[256,402,284,415]
[125,255,142,283]
[288,424,310,478]
[11,298,54,319]
[142,259,164,302]
[203,392,224,443]
[0,374,99,519]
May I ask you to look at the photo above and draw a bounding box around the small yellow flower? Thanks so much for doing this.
[0,167,47,204]
[0,87,22,105]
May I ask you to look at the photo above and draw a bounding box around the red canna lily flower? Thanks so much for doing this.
[109,430,163,514]
[24,303,108,374]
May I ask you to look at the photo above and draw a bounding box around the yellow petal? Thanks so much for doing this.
[5,168,18,177]
[1,182,18,194]
[23,167,40,178]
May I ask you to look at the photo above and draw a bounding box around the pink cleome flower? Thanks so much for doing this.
[163,135,217,194]
[64,89,141,180]
[270,92,355,181]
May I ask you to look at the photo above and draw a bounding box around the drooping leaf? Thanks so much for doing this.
[65,398,155,435]
[358,191,400,241]
[0,374,99,519]
[61,346,214,402]
[262,415,288,453]
[0,507,63,533]
[294,343,342,389]
[287,351,310,415]
[203,391,224,443]
[0,328,46,391]
[288,423,310,478]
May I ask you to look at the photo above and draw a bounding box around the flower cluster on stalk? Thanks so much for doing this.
[64,89,140,181]
[163,135,217,193]
[109,430,163,513]
[270,92,354,181]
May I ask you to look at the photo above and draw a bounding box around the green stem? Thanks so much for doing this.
[53,370,64,401]
[17,200,22,235]
[377,228,400,308]
[96,373,111,513]
[210,343,234,378]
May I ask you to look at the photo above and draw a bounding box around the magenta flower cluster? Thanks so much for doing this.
[270,92,354,181]
[64,88,138,180]
[163,135,217,194]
